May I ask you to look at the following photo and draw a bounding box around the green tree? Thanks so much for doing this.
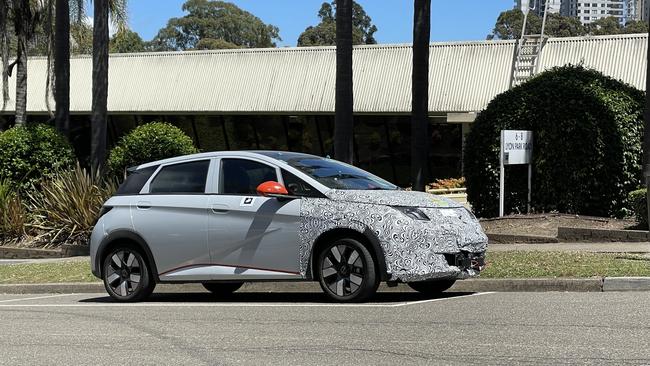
[623,20,648,34]
[149,0,281,51]
[298,1,378,46]
[487,10,587,39]
[70,22,93,55]
[110,29,145,53]
[195,38,239,50]
[587,17,623,35]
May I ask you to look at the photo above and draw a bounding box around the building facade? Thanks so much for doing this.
[0,34,647,187]
[517,0,562,16]
[518,0,635,25]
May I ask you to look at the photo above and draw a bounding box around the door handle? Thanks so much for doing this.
[210,204,230,214]
[136,201,151,210]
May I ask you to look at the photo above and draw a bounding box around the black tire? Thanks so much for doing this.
[102,246,155,302]
[408,279,456,295]
[316,238,380,303]
[202,282,243,296]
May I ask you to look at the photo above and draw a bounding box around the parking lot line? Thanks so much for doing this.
[0,292,493,308]
[0,293,78,304]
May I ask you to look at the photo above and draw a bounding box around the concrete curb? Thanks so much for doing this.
[558,227,650,243]
[1,277,649,294]
[487,233,559,244]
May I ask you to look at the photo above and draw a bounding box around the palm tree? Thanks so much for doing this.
[411,0,430,192]
[334,0,354,164]
[88,0,126,172]
[55,0,125,141]
[1,0,44,126]
[54,0,71,136]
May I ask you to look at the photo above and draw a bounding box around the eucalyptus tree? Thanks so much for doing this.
[411,0,430,192]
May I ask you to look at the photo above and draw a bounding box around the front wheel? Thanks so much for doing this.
[408,279,456,295]
[317,238,379,303]
[102,246,155,302]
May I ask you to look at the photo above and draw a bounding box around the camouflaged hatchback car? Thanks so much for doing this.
[90,151,488,302]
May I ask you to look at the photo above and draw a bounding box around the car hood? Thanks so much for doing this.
[325,189,464,209]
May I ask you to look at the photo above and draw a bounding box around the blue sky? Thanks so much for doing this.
[126,0,514,46]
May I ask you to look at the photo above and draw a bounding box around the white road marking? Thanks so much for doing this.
[0,292,494,308]
[0,293,78,304]
[391,291,495,307]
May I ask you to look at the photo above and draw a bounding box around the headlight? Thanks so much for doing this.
[394,207,430,221]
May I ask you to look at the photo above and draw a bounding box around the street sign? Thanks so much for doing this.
[500,130,534,217]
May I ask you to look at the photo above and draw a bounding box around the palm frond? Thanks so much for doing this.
[69,0,85,24]
[108,0,128,31]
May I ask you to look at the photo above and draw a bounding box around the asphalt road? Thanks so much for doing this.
[0,291,648,366]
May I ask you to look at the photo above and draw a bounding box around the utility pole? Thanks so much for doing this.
[411,0,431,192]
[334,0,354,164]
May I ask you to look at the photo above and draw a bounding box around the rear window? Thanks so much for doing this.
[116,166,158,195]
[149,160,210,194]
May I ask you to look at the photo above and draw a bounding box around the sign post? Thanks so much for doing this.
[499,130,534,217]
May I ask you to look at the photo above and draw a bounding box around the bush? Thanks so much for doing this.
[27,164,117,240]
[0,124,75,190]
[628,189,647,228]
[108,122,199,178]
[464,65,645,217]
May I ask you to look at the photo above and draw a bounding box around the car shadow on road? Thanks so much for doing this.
[79,291,476,304]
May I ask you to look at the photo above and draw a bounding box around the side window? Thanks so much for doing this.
[282,169,322,198]
[220,159,278,195]
[116,165,158,195]
[149,160,210,194]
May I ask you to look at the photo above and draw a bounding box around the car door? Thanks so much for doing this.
[207,157,302,279]
[131,159,213,280]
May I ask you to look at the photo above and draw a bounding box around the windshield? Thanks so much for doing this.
[285,157,399,190]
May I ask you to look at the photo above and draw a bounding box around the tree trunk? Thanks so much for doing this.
[411,0,431,192]
[91,0,109,173]
[334,0,354,163]
[55,0,70,137]
[643,19,650,225]
[13,1,29,126]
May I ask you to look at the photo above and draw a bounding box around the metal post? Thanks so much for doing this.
[540,0,550,37]
[644,20,650,228]
[526,163,533,213]
[499,131,505,217]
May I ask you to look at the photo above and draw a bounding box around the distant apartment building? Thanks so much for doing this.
[516,0,634,25]
[516,0,562,15]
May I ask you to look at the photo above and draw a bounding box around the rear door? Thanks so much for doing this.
[131,160,212,279]
[207,157,302,279]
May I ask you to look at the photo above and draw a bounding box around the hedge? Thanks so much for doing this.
[0,124,75,190]
[463,65,645,218]
[108,122,199,178]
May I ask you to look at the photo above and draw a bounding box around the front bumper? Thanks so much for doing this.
[389,251,486,283]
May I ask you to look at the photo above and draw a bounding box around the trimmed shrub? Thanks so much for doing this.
[0,124,75,190]
[108,122,199,178]
[628,189,647,229]
[464,65,645,218]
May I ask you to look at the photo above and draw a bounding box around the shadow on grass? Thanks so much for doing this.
[79,291,476,304]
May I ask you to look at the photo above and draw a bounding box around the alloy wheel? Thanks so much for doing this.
[320,244,365,297]
[105,250,142,297]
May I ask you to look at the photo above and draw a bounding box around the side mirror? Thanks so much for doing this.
[256,181,289,197]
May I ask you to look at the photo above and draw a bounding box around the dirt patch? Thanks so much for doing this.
[481,214,638,238]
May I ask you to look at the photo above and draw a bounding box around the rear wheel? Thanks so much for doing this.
[102,246,155,302]
[408,279,456,295]
[202,282,243,296]
[317,238,379,303]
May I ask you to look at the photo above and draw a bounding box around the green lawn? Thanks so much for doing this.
[0,251,649,284]
[481,251,650,278]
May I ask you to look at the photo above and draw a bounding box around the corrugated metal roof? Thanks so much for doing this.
[1,33,646,115]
